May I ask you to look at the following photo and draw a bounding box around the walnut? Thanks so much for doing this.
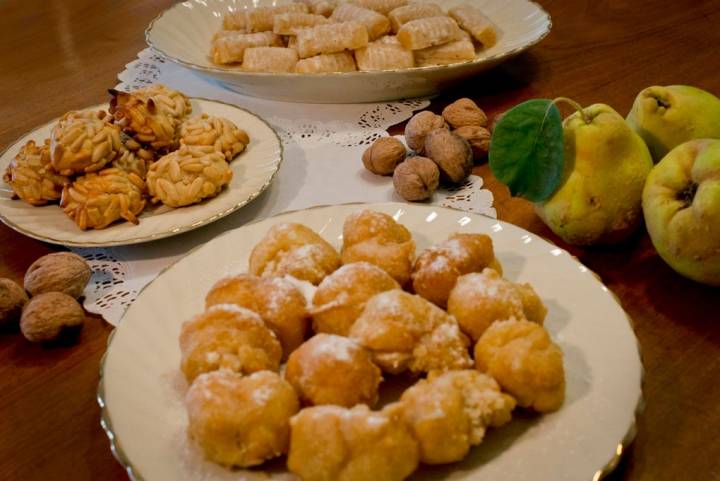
[393,156,439,201]
[442,98,488,129]
[0,278,28,326]
[454,125,491,160]
[404,111,448,153]
[24,252,92,299]
[362,137,406,175]
[423,129,473,183]
[20,292,85,343]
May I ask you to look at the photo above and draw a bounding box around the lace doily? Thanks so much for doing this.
[75,48,496,326]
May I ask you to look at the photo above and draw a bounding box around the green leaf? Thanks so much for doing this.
[489,99,564,202]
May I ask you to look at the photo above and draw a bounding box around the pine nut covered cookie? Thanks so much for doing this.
[180,114,250,161]
[147,145,233,208]
[3,139,69,205]
[50,112,123,176]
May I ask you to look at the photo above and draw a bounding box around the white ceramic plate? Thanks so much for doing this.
[145,0,551,103]
[0,99,282,247]
[99,202,643,481]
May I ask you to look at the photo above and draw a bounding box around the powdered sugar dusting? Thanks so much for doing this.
[282,275,317,308]
[313,335,358,363]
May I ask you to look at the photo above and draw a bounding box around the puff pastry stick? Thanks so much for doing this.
[299,0,336,17]
[295,22,369,58]
[355,41,414,70]
[330,4,390,41]
[242,47,299,72]
[414,35,476,66]
[245,3,309,33]
[273,12,330,35]
[397,16,462,50]
[388,3,443,33]
[222,10,246,31]
[211,31,283,64]
[295,51,357,73]
[449,5,498,47]
[347,0,407,15]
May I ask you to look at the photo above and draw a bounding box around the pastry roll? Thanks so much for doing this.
[222,10,246,31]
[397,16,462,50]
[295,51,357,73]
[211,31,283,64]
[355,41,414,70]
[414,34,476,66]
[347,0,407,15]
[273,12,329,35]
[299,0,335,17]
[449,5,498,47]
[388,3,443,33]
[375,34,401,45]
[295,22,368,58]
[245,3,309,33]
[330,4,390,41]
[242,47,299,73]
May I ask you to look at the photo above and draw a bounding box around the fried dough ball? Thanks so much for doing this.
[285,334,382,407]
[474,318,565,413]
[311,262,399,336]
[287,404,420,481]
[186,370,299,467]
[3,139,69,206]
[249,222,341,285]
[392,369,515,464]
[411,233,498,307]
[341,210,415,286]
[349,290,472,375]
[447,268,547,342]
[205,274,309,357]
[179,304,282,382]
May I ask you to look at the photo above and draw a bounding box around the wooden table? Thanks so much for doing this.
[1,0,719,479]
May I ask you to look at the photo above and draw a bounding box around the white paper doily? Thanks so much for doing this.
[72,48,495,325]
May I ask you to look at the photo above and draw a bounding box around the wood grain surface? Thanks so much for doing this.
[1,0,719,480]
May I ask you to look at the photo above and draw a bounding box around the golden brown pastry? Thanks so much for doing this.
[186,370,299,467]
[392,369,515,464]
[131,84,193,120]
[60,167,146,230]
[179,304,282,382]
[287,404,419,481]
[50,111,123,175]
[146,145,233,208]
[411,233,497,307]
[349,290,472,375]
[179,113,249,161]
[249,222,341,285]
[474,318,565,413]
[3,139,69,205]
[112,137,155,180]
[311,262,400,336]
[341,209,415,286]
[205,274,310,357]
[285,333,382,407]
[446,268,547,342]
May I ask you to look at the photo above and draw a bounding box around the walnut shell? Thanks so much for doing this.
[424,129,473,183]
[453,125,491,161]
[362,137,407,175]
[442,98,488,129]
[404,111,448,153]
[24,252,91,299]
[393,156,440,201]
[20,292,85,343]
[0,278,28,326]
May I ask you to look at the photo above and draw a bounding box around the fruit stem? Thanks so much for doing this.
[553,97,592,124]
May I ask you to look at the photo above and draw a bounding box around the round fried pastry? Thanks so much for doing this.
[249,222,341,285]
[349,290,472,375]
[287,404,419,481]
[474,318,565,413]
[341,210,415,285]
[285,334,382,407]
[311,262,400,336]
[186,370,299,467]
[179,304,282,382]
[411,233,496,307]
[205,274,309,357]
